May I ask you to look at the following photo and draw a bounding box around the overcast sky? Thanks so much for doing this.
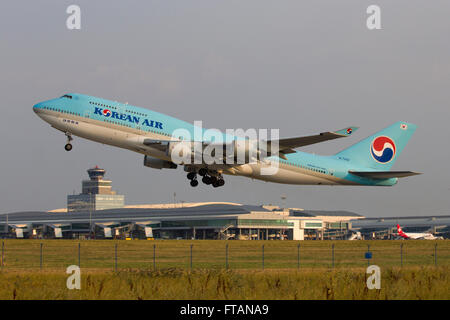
[1,1,449,217]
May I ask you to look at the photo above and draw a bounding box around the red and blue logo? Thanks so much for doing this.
[102,109,111,117]
[346,128,353,134]
[370,136,396,163]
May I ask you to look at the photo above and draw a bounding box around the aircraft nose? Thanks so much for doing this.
[33,102,44,114]
[33,102,48,119]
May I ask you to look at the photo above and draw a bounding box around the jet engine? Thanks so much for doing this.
[143,155,177,169]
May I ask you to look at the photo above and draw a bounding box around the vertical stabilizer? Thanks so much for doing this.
[335,122,416,170]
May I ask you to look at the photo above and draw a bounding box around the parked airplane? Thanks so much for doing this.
[396,224,440,240]
[33,93,421,188]
[347,231,362,240]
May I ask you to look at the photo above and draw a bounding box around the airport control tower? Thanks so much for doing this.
[67,166,125,212]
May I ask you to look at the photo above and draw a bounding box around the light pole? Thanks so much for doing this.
[89,192,92,239]
[280,195,287,239]
[280,195,287,209]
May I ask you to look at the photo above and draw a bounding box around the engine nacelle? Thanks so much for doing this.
[232,139,261,163]
[143,155,177,169]
[165,140,266,165]
[167,141,199,164]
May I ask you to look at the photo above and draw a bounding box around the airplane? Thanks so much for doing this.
[33,93,421,188]
[347,231,362,240]
[395,224,440,240]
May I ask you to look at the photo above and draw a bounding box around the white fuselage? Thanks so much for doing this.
[35,108,345,185]
[402,233,438,240]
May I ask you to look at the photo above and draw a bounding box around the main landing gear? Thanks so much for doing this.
[187,169,225,188]
[187,172,199,187]
[64,133,73,151]
[201,175,225,188]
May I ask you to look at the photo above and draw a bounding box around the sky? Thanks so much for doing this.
[1,1,449,217]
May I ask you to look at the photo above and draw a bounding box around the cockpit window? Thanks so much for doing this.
[61,95,73,99]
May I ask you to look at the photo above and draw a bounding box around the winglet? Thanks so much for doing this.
[334,126,359,137]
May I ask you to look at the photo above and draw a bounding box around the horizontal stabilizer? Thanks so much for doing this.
[349,171,422,179]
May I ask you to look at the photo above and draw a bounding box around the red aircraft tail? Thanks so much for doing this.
[396,224,409,239]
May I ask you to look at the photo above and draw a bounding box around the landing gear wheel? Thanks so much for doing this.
[187,172,196,180]
[202,176,212,185]
[210,176,218,185]
[65,132,73,151]
[198,168,208,176]
[190,179,199,187]
[210,175,225,188]
[64,143,73,151]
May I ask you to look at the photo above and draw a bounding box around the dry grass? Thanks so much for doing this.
[0,266,448,300]
[0,240,448,299]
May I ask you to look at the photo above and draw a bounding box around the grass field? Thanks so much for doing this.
[0,240,449,299]
[1,239,449,271]
[0,267,448,300]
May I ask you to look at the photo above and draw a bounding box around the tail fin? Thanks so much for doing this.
[335,122,416,170]
[397,224,409,238]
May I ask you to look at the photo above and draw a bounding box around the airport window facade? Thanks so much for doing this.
[161,219,236,228]
[304,222,323,228]
[237,219,294,227]
[327,222,349,229]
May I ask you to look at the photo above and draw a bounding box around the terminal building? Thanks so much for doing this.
[0,202,363,240]
[1,166,448,240]
[2,201,449,240]
[67,166,124,212]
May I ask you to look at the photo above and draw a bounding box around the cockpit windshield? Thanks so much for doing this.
[61,94,73,99]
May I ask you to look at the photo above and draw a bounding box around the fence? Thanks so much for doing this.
[0,240,449,272]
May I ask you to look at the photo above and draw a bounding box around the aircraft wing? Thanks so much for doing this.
[267,126,359,158]
[142,126,359,161]
[349,171,422,179]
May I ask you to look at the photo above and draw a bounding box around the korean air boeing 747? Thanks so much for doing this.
[33,93,421,188]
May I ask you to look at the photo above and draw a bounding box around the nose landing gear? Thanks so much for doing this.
[65,133,73,151]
